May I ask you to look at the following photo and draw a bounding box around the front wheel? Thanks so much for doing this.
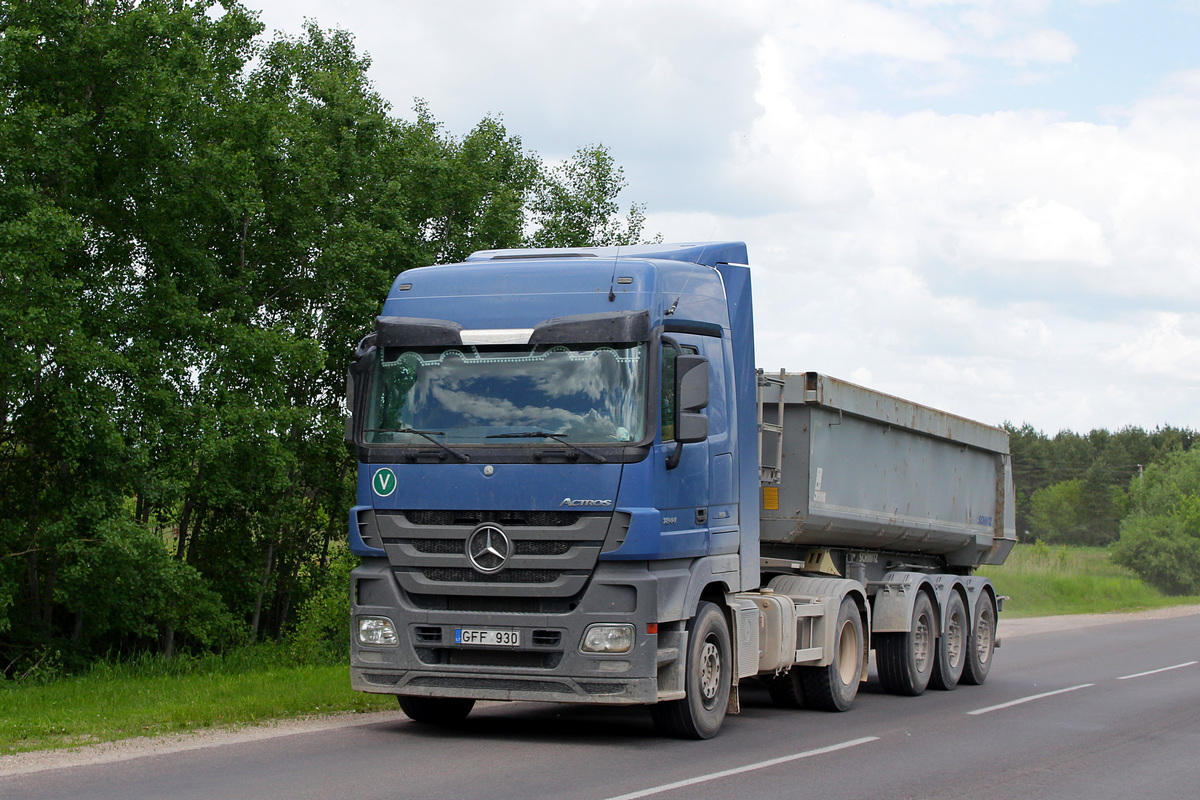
[651,601,731,739]
[397,695,475,724]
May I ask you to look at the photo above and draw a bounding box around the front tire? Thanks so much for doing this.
[876,591,936,696]
[651,601,731,739]
[397,695,475,724]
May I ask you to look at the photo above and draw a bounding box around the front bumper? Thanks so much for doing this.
[350,558,664,705]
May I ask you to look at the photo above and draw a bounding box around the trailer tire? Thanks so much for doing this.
[961,592,997,686]
[651,601,731,739]
[799,596,863,712]
[397,695,475,724]
[876,590,935,696]
[930,591,967,691]
[766,669,806,709]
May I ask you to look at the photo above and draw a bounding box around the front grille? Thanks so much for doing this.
[516,540,573,556]
[407,538,574,556]
[376,508,609,599]
[405,510,580,527]
[422,567,564,584]
[407,538,461,554]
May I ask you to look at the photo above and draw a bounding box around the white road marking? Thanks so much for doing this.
[968,683,1094,716]
[1118,661,1198,680]
[602,736,880,800]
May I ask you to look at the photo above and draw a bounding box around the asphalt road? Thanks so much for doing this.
[3,609,1199,800]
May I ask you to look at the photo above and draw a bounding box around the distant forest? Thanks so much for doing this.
[1006,424,1198,545]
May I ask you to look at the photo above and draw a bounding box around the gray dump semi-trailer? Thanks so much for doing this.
[347,243,1015,738]
[748,370,1013,713]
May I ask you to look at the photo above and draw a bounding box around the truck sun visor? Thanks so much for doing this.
[528,310,651,344]
[374,316,463,347]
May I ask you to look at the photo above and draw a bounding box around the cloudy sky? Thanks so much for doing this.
[248,0,1200,434]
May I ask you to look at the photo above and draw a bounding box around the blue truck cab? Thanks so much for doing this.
[347,243,761,737]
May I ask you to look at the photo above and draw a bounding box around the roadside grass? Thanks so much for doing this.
[979,542,1200,617]
[0,645,394,755]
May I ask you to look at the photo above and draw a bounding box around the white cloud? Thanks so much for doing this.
[992,28,1077,65]
[1107,313,1200,377]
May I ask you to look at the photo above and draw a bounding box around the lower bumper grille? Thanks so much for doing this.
[422,567,566,584]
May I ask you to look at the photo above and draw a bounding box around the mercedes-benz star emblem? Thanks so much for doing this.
[466,524,511,574]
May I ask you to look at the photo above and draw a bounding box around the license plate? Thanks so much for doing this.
[455,627,520,647]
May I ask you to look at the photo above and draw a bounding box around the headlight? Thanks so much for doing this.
[358,616,399,646]
[581,624,634,654]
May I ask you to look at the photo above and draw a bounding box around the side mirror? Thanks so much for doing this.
[674,354,709,445]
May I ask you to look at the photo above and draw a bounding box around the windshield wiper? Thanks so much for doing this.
[364,428,470,463]
[486,432,607,463]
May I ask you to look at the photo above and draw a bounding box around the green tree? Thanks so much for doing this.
[1004,423,1196,543]
[1112,449,1200,595]
[1,0,264,667]
[527,144,660,248]
[2,0,657,674]
[1029,479,1087,544]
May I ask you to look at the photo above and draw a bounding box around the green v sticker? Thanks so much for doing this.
[372,468,397,497]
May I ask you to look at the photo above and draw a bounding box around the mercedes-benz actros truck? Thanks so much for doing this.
[345,242,1014,739]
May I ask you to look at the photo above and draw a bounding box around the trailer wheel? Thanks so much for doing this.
[960,592,997,686]
[930,591,966,691]
[397,695,475,724]
[876,590,935,696]
[651,601,731,739]
[799,596,864,712]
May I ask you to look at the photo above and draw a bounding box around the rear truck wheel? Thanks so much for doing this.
[766,669,806,709]
[876,590,936,696]
[651,601,731,739]
[798,596,864,712]
[960,592,997,686]
[397,695,475,724]
[930,591,967,691]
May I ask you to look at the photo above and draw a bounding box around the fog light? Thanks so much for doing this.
[581,624,634,654]
[358,616,399,646]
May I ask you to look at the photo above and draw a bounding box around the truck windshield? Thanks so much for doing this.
[364,343,648,446]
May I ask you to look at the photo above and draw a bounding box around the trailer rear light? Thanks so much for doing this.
[581,624,634,654]
[358,616,400,646]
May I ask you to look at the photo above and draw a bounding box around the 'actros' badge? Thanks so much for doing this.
[466,524,511,574]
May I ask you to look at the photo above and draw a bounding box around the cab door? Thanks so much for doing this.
[654,334,712,558]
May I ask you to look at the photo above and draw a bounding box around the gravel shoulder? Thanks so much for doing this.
[4,603,1199,778]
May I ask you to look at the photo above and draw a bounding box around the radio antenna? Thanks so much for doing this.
[608,244,621,302]
[666,237,715,316]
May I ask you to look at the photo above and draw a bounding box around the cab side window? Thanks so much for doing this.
[660,342,698,442]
